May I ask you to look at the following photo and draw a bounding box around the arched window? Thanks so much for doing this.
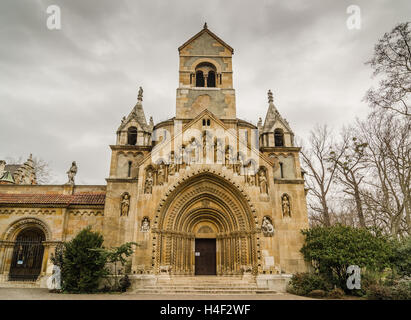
[207,71,216,87]
[196,71,204,87]
[127,127,137,145]
[195,62,217,88]
[274,129,284,147]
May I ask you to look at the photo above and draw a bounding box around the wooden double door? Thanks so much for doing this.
[195,239,216,275]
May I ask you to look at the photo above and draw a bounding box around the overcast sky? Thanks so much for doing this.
[0,0,410,184]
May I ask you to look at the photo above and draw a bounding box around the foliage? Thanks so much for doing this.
[287,272,332,296]
[366,277,411,300]
[390,236,411,276]
[50,243,65,268]
[300,225,393,289]
[91,242,138,292]
[328,287,345,299]
[61,226,107,293]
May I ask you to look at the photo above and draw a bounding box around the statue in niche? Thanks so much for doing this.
[157,164,165,185]
[168,153,176,175]
[261,216,274,237]
[235,154,244,175]
[245,163,255,186]
[66,161,78,185]
[120,193,130,216]
[258,170,268,194]
[141,217,150,232]
[225,148,233,169]
[282,194,291,217]
[138,86,143,101]
[216,140,224,164]
[144,171,153,194]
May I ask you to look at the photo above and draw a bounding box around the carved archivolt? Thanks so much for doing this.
[2,217,52,241]
[151,169,260,275]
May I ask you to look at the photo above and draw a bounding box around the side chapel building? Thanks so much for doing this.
[0,25,309,291]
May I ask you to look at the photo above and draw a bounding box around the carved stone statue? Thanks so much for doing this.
[225,148,233,169]
[157,164,165,185]
[258,170,268,194]
[47,264,61,291]
[120,193,130,216]
[66,161,77,185]
[282,194,291,217]
[141,217,150,232]
[144,171,153,194]
[268,89,273,103]
[261,216,274,237]
[168,153,176,175]
[138,86,143,101]
[235,154,244,175]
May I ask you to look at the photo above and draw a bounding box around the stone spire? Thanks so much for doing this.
[119,86,150,132]
[262,89,293,134]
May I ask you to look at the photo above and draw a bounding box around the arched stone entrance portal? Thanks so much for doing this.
[152,172,258,275]
[9,228,45,281]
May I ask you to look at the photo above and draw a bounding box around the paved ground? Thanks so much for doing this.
[0,288,312,300]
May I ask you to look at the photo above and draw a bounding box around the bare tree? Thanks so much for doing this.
[329,127,368,228]
[365,22,411,117]
[357,112,411,237]
[300,125,344,226]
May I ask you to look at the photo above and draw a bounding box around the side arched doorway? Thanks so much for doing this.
[9,228,45,281]
[152,172,258,276]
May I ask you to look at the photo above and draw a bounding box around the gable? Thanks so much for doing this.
[179,28,234,55]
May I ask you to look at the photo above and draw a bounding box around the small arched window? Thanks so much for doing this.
[274,129,284,147]
[127,127,137,145]
[196,71,205,87]
[207,71,216,87]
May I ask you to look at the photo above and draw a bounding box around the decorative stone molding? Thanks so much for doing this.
[0,208,56,215]
[68,210,104,216]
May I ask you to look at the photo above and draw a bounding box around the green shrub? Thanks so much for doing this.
[366,277,411,300]
[300,225,393,290]
[287,272,332,296]
[119,275,131,292]
[62,226,107,293]
[308,289,326,298]
[328,287,345,299]
[390,237,411,277]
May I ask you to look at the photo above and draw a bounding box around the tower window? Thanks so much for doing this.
[274,129,284,147]
[207,71,216,87]
[127,127,137,145]
[196,71,204,87]
[207,119,210,126]
[280,162,284,178]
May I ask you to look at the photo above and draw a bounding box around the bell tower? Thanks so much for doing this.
[176,23,236,119]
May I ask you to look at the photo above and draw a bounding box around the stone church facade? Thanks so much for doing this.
[0,25,309,291]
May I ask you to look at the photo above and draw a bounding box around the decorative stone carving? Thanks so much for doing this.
[258,169,268,194]
[144,170,154,194]
[241,265,253,274]
[159,265,172,274]
[157,164,166,185]
[141,217,150,232]
[261,216,274,237]
[282,194,291,217]
[268,89,274,103]
[66,161,77,185]
[120,193,130,216]
[168,153,176,176]
[47,265,61,291]
[138,86,143,101]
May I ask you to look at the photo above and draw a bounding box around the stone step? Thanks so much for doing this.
[0,281,40,288]
[143,286,258,290]
[132,289,278,295]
